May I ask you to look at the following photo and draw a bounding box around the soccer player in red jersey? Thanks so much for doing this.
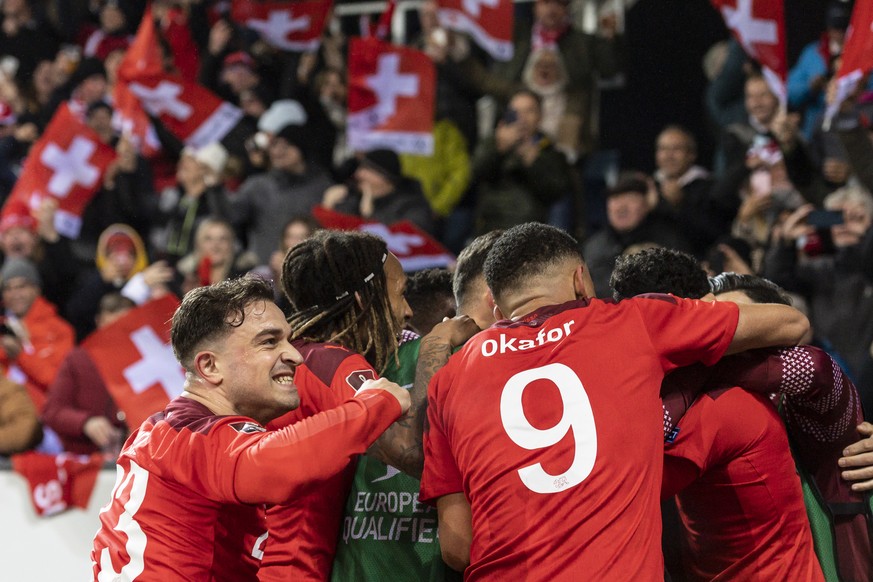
[258,230,477,580]
[610,250,868,580]
[90,276,410,581]
[421,223,809,580]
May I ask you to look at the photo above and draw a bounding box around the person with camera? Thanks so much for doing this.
[471,89,572,234]
[762,185,873,413]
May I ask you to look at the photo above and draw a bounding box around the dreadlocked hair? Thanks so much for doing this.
[280,230,401,373]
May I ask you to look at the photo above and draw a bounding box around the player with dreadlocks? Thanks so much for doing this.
[258,229,477,581]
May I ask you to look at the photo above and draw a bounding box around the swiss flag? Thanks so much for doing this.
[825,0,873,126]
[11,452,104,517]
[114,6,163,157]
[124,73,244,148]
[1,103,116,239]
[231,0,332,52]
[313,207,454,271]
[83,296,186,430]
[438,0,513,61]
[712,0,787,101]
[118,6,243,149]
[347,38,435,155]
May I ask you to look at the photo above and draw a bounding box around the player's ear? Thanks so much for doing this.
[572,264,592,299]
[194,350,221,383]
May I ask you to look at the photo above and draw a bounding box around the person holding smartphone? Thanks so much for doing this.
[762,184,873,414]
[472,89,573,234]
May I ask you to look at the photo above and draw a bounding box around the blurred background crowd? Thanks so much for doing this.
[0,0,870,458]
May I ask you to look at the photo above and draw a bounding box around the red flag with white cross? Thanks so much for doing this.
[347,38,435,155]
[825,0,873,126]
[113,4,162,156]
[1,102,116,239]
[313,207,454,270]
[231,0,332,52]
[124,73,243,148]
[438,0,513,61]
[83,296,186,429]
[712,0,787,102]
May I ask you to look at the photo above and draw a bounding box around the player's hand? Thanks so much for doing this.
[839,422,873,492]
[424,315,480,348]
[358,378,411,414]
[0,333,21,359]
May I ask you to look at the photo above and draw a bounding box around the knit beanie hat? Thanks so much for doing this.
[0,257,41,288]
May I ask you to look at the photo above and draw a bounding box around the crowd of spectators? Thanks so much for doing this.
[0,0,868,457]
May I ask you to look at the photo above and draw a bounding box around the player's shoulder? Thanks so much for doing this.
[293,340,375,386]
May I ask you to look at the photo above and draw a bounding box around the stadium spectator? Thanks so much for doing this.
[583,173,691,297]
[42,293,134,456]
[231,123,332,264]
[472,89,573,233]
[323,148,435,234]
[0,256,75,413]
[177,216,257,294]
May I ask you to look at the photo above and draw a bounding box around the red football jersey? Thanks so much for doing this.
[421,296,739,581]
[663,387,824,581]
[259,342,379,581]
[91,391,400,581]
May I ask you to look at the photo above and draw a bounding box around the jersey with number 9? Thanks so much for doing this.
[421,296,739,581]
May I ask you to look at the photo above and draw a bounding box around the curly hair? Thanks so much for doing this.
[280,230,400,372]
[610,247,710,300]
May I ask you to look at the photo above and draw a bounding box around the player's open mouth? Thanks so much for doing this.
[273,374,294,385]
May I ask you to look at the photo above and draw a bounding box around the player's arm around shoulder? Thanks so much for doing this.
[721,298,809,355]
[233,382,409,505]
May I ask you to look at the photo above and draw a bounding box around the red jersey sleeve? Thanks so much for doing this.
[141,390,401,506]
[631,295,738,372]
[420,362,464,504]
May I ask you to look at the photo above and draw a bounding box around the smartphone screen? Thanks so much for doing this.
[806,209,844,228]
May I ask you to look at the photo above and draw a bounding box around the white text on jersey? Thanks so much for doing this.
[481,320,576,357]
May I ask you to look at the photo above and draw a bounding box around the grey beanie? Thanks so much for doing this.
[0,257,41,288]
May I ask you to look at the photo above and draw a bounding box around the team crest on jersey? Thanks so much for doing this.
[230,421,266,434]
[346,369,376,391]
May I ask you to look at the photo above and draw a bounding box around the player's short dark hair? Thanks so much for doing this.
[610,247,710,300]
[453,230,503,308]
[406,268,455,335]
[484,223,582,302]
[281,229,399,372]
[407,268,453,310]
[709,273,792,306]
[171,275,274,370]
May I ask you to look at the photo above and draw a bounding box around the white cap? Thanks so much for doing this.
[257,99,307,134]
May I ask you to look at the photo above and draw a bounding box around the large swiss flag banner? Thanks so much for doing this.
[438,0,513,61]
[2,103,116,239]
[712,0,787,102]
[347,37,435,155]
[83,296,185,429]
[313,206,454,271]
[825,0,873,125]
[231,0,332,52]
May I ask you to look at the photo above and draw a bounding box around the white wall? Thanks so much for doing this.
[0,468,116,580]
